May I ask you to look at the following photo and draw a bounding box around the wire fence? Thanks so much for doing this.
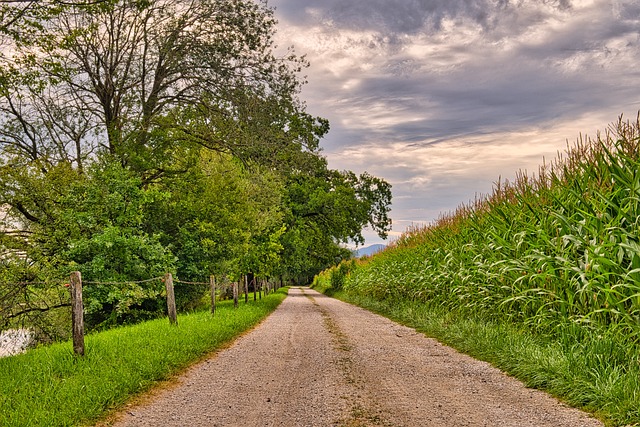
[0,272,283,356]
[82,277,165,285]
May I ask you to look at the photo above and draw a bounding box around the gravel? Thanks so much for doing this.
[106,287,603,427]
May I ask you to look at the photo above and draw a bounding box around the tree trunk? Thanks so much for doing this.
[210,275,216,315]
[244,275,249,304]
[233,281,239,308]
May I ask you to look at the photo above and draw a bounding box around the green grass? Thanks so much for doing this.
[0,288,288,427]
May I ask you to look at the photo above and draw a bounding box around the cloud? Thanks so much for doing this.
[270,0,640,244]
[274,0,576,36]
[277,0,639,131]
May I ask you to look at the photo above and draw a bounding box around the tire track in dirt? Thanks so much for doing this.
[307,289,603,427]
[301,288,395,426]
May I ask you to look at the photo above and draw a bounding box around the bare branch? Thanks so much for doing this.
[4,302,70,320]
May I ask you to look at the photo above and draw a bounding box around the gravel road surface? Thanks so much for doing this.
[108,287,603,427]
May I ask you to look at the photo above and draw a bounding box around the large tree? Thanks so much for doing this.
[0,0,318,174]
[0,0,324,261]
[280,165,392,280]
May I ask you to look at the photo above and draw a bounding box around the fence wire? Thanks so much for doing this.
[1,273,279,347]
[82,276,165,286]
[173,279,209,285]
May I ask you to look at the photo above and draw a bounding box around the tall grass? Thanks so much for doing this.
[0,289,287,427]
[344,116,640,338]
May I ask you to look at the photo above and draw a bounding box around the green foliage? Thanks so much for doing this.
[280,167,392,280]
[54,159,174,328]
[0,157,175,330]
[284,168,391,246]
[311,259,358,295]
[0,0,310,170]
[311,268,333,294]
[0,0,392,331]
[151,151,285,279]
[344,117,640,339]
[330,260,355,290]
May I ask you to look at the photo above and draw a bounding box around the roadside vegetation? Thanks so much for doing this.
[0,289,287,427]
[314,116,640,426]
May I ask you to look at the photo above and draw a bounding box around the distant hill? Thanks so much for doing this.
[352,244,386,258]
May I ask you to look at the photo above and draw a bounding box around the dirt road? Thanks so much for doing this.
[109,287,603,427]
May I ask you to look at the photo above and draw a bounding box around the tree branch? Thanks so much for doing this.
[5,302,71,320]
[14,202,41,224]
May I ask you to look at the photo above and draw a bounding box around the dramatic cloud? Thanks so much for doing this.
[270,0,640,245]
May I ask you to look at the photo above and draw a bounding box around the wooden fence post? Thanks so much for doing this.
[164,273,178,325]
[253,277,257,301]
[210,275,216,315]
[244,274,248,304]
[70,271,84,356]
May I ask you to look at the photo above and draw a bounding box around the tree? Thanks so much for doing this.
[170,88,330,173]
[279,164,392,281]
[0,0,321,286]
[0,0,312,175]
[146,150,285,301]
[1,1,111,35]
[0,154,174,330]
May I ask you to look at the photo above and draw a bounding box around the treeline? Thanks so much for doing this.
[0,0,391,333]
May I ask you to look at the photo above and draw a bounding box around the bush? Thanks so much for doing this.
[330,260,354,290]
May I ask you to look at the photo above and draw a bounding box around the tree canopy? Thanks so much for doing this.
[0,0,392,331]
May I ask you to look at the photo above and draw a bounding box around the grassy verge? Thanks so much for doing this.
[317,288,639,427]
[0,288,288,427]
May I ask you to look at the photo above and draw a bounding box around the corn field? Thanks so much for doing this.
[340,116,640,339]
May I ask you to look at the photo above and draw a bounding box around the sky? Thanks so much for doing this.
[268,0,640,247]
